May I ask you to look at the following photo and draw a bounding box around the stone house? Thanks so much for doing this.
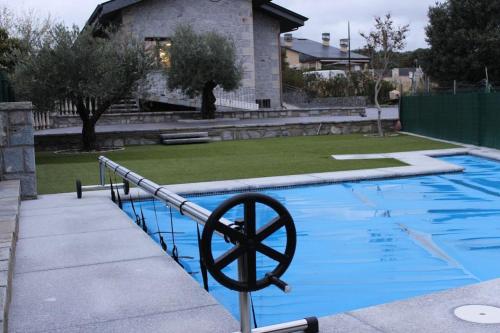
[388,67,425,93]
[86,0,307,109]
[282,33,369,71]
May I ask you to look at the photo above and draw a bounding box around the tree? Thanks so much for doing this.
[426,0,500,84]
[13,24,152,151]
[361,14,409,136]
[167,25,242,119]
[0,28,22,72]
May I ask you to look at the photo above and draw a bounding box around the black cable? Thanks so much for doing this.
[168,204,182,267]
[111,170,123,209]
[152,196,167,252]
[179,200,189,215]
[139,204,148,233]
[109,176,116,203]
[196,223,209,292]
[129,193,142,227]
[116,183,123,209]
[250,292,258,329]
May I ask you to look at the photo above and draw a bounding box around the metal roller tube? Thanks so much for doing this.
[231,318,316,333]
[99,156,233,229]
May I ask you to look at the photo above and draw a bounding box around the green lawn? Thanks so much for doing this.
[36,134,457,194]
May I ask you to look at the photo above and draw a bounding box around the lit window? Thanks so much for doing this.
[145,37,172,67]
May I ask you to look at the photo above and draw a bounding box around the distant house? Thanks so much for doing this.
[281,33,370,71]
[86,0,308,109]
[387,67,425,93]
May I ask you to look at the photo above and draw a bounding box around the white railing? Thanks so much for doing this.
[214,86,259,110]
[32,110,52,130]
[33,98,101,130]
[57,98,100,117]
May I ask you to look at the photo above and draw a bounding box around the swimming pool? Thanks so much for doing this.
[122,155,500,326]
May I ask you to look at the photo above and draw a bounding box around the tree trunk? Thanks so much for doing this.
[82,119,97,151]
[201,80,217,119]
[374,79,383,137]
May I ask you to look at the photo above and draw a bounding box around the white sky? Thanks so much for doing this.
[1,0,438,50]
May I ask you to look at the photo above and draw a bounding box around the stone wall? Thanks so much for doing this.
[122,0,257,97]
[253,10,282,108]
[0,180,21,332]
[0,102,37,199]
[35,119,396,151]
[49,107,367,128]
[283,90,368,108]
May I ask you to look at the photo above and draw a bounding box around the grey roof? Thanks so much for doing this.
[282,37,370,62]
[87,0,307,33]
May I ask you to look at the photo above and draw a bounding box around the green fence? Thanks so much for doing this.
[401,93,500,149]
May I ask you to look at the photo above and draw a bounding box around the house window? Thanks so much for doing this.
[256,99,271,109]
[145,37,172,68]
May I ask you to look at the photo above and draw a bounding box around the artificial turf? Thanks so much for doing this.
[36,134,457,194]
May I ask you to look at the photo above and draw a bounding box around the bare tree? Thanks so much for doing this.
[361,14,409,136]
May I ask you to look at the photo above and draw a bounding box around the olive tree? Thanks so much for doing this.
[167,25,242,119]
[361,14,409,136]
[13,24,152,151]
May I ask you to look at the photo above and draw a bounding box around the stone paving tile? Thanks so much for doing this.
[14,226,165,274]
[166,179,251,195]
[310,169,392,183]
[19,202,120,218]
[0,249,10,262]
[241,174,323,189]
[0,181,18,333]
[9,256,222,332]
[28,305,239,333]
[18,209,135,239]
[0,219,15,236]
[0,198,19,217]
[20,192,111,211]
[348,278,500,333]
[318,314,383,333]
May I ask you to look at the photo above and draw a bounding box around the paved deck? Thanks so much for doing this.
[8,191,238,333]
[35,107,399,136]
[10,142,500,332]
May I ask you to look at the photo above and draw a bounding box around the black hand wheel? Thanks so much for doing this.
[201,193,296,292]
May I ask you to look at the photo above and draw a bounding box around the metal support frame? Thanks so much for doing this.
[238,256,252,333]
[98,156,319,333]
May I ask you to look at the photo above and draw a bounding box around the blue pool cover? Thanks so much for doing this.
[122,155,500,326]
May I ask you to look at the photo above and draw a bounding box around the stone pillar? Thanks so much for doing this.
[0,102,37,199]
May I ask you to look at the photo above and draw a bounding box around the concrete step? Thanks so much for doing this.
[108,108,140,114]
[162,137,211,145]
[160,132,209,140]
[110,105,138,109]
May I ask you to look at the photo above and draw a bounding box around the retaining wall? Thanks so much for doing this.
[50,107,366,129]
[0,102,37,199]
[35,119,395,151]
[0,180,20,333]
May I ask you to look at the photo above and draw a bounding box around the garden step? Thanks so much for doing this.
[160,132,209,140]
[162,137,211,145]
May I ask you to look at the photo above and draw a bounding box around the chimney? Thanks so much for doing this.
[340,38,349,53]
[322,33,330,47]
[284,33,293,47]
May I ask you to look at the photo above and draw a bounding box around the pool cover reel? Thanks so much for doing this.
[97,156,319,333]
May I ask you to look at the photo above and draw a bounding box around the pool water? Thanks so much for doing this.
[122,155,500,326]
